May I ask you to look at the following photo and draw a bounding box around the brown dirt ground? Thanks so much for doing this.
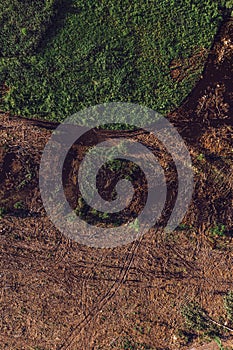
[0,19,233,350]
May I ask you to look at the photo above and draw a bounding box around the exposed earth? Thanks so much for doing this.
[0,19,232,350]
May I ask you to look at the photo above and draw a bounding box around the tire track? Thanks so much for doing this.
[58,236,143,350]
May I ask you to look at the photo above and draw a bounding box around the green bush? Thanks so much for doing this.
[0,0,227,125]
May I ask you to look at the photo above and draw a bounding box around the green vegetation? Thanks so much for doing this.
[214,336,231,350]
[13,201,24,209]
[0,0,229,126]
[181,302,220,336]
[0,0,56,57]
[129,218,140,232]
[197,153,205,161]
[224,291,233,322]
[222,0,233,16]
[177,223,193,231]
[0,207,6,218]
[110,336,154,349]
[90,208,109,220]
[181,296,233,347]
[210,224,227,237]
[17,172,33,190]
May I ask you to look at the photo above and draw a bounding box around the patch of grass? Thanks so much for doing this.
[107,159,124,172]
[90,208,110,220]
[0,0,227,126]
[210,224,226,237]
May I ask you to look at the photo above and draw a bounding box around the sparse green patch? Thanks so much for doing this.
[210,224,226,237]
[129,218,140,233]
[13,201,24,209]
[177,223,193,231]
[181,302,221,336]
[197,153,205,161]
[110,336,154,349]
[17,172,33,190]
[214,336,230,350]
[181,296,233,347]
[224,291,233,322]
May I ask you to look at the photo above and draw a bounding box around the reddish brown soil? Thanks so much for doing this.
[0,20,232,350]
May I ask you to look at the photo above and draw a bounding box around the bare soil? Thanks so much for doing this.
[0,19,232,350]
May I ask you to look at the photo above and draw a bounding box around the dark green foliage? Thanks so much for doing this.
[0,0,56,57]
[181,303,210,332]
[0,0,228,125]
[181,303,220,336]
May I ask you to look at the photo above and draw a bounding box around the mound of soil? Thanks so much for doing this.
[0,19,232,350]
